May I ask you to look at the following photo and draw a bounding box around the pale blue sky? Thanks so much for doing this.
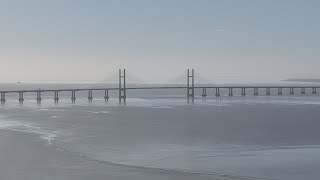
[0,0,319,83]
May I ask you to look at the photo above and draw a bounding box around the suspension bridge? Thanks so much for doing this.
[0,69,320,104]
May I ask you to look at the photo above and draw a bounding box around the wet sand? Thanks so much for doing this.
[0,129,229,180]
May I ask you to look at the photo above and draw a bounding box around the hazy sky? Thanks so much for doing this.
[0,0,319,83]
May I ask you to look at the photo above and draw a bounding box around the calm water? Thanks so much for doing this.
[1,83,320,180]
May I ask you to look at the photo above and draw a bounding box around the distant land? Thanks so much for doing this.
[283,79,320,83]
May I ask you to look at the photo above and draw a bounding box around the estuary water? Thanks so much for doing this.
[1,83,320,180]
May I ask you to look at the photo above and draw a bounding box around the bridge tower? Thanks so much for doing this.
[187,69,194,102]
[119,69,126,103]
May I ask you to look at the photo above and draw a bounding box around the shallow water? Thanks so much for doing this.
[1,83,320,180]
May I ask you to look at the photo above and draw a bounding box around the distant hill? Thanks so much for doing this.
[283,79,320,83]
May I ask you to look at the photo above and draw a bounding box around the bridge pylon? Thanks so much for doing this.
[119,69,126,103]
[187,69,195,102]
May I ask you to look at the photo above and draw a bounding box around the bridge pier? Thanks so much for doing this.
[71,91,76,102]
[266,88,271,96]
[202,88,207,98]
[241,88,246,96]
[104,89,109,101]
[228,88,233,96]
[290,88,294,95]
[215,88,220,97]
[19,92,24,103]
[0,92,6,103]
[301,88,306,95]
[278,88,283,95]
[254,88,258,96]
[312,88,317,94]
[88,90,93,102]
[54,91,59,102]
[36,91,41,102]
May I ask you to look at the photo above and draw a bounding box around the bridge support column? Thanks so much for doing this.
[301,88,306,95]
[312,88,317,94]
[202,88,207,98]
[228,88,233,96]
[254,88,258,96]
[266,88,271,96]
[119,69,126,103]
[36,91,41,102]
[71,91,76,103]
[290,88,294,95]
[241,88,246,96]
[0,92,6,103]
[88,90,93,102]
[187,69,194,102]
[54,91,59,102]
[104,89,109,101]
[215,88,220,97]
[19,92,24,103]
[278,88,283,95]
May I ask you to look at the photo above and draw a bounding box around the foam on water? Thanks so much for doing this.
[0,114,61,145]
[88,111,110,114]
[35,108,65,112]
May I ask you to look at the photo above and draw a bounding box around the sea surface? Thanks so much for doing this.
[1,83,320,180]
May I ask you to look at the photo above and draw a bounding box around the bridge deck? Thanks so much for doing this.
[1,86,320,93]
